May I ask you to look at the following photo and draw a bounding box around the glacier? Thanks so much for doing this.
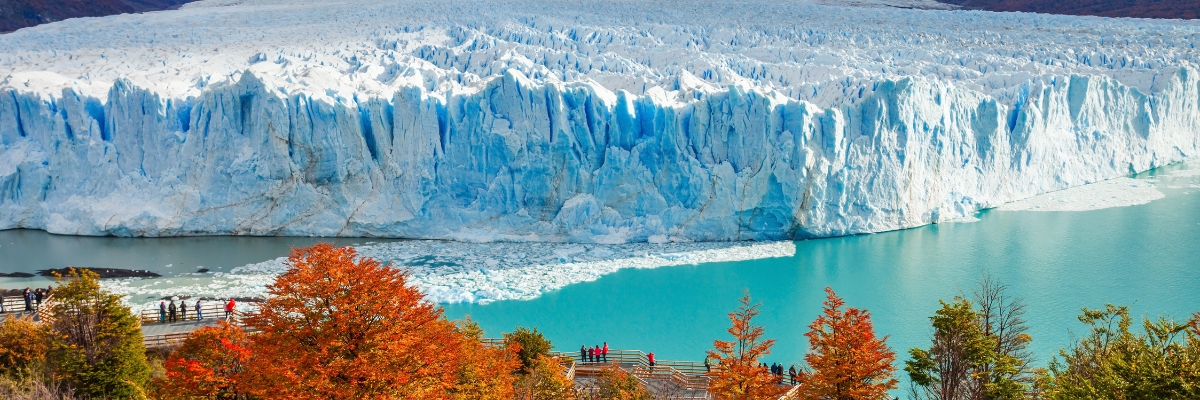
[1,0,1199,242]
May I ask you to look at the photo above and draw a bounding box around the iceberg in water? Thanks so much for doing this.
[1,0,1198,243]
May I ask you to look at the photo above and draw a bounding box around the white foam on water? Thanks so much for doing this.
[106,240,795,313]
[996,177,1164,212]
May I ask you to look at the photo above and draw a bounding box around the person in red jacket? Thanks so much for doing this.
[225,298,236,321]
[647,352,656,369]
[587,346,596,363]
[602,342,609,362]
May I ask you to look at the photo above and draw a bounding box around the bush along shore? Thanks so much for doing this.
[1,244,1197,399]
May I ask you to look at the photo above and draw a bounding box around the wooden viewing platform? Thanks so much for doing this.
[481,338,800,399]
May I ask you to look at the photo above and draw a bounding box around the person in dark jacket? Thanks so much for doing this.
[33,288,43,309]
[180,300,188,321]
[168,300,177,323]
[23,288,33,315]
[580,345,587,363]
[195,300,203,320]
[788,365,797,385]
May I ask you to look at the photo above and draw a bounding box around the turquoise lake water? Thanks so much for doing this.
[444,163,1200,369]
[2,162,1198,380]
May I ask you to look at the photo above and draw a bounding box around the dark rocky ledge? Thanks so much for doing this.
[0,272,36,278]
[38,267,162,279]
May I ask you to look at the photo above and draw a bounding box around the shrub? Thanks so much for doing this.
[46,268,150,399]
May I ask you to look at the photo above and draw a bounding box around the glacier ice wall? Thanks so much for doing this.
[1,0,1199,242]
[3,67,1198,241]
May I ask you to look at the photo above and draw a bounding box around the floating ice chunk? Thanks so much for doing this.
[996,178,1165,212]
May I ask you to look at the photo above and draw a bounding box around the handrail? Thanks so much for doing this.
[552,349,710,376]
[140,302,229,324]
[778,383,801,400]
[1,295,52,316]
[144,331,193,349]
[35,297,55,323]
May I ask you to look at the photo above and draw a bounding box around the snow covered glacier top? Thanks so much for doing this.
[1,0,1199,242]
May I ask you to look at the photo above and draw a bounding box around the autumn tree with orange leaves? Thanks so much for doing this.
[797,287,897,400]
[707,291,788,400]
[156,321,254,400]
[238,243,519,399]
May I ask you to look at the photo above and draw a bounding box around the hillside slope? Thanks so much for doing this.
[938,0,1200,19]
[0,0,194,33]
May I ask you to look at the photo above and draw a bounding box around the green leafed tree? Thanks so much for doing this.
[1037,305,1200,399]
[969,275,1035,399]
[595,363,651,400]
[905,295,1026,400]
[47,268,151,399]
[505,326,553,374]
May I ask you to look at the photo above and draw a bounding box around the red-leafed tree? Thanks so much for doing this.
[798,287,897,400]
[238,243,518,399]
[707,291,788,400]
[157,321,253,399]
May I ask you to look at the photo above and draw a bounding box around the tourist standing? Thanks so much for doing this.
[195,300,203,320]
[23,288,32,315]
[587,346,595,363]
[225,298,236,321]
[602,342,609,362]
[180,300,188,321]
[647,352,655,370]
[0,291,6,314]
[33,288,43,309]
[159,301,167,323]
[168,300,177,323]
[788,365,797,385]
[580,345,587,363]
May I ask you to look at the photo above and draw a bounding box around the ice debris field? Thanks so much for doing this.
[104,239,795,311]
[2,0,1200,243]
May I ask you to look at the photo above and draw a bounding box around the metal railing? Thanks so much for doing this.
[140,302,230,324]
[144,331,194,349]
[1,295,54,322]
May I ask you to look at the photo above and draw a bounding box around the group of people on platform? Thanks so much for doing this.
[0,287,53,316]
[763,362,798,385]
[579,343,660,369]
[157,298,237,323]
[580,342,610,363]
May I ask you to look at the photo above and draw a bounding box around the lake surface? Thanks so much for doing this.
[3,161,1198,380]
[452,161,1200,369]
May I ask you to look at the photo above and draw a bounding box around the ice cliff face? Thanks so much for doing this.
[1,0,1198,242]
